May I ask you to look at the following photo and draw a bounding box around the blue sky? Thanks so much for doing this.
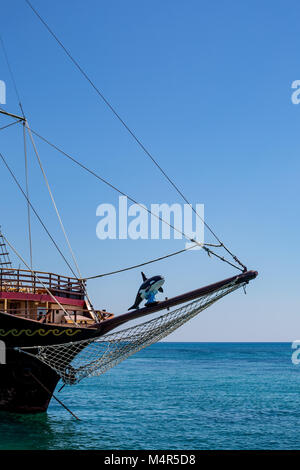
[0,0,299,341]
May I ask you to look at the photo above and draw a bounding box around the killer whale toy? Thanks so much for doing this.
[128,272,165,310]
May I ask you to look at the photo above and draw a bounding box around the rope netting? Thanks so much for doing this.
[18,280,245,385]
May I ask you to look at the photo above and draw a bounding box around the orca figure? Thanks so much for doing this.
[128,272,165,310]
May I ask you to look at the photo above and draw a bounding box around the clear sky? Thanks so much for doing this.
[0,0,299,341]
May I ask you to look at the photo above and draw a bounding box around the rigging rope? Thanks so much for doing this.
[25,0,247,272]
[0,150,79,278]
[83,243,220,280]
[0,32,85,282]
[0,119,23,131]
[27,126,244,273]
[25,122,83,279]
[0,35,25,117]
[0,34,87,282]
[23,122,33,269]
[0,35,86,283]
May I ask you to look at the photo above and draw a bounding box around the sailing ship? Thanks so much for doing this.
[0,3,258,414]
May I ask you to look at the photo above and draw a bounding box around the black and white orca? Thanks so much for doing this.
[128,272,165,310]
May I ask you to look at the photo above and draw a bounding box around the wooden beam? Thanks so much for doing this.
[0,109,26,121]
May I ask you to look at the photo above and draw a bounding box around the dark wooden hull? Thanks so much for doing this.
[0,349,59,413]
[0,312,100,413]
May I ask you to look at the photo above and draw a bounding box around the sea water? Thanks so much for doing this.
[0,343,299,450]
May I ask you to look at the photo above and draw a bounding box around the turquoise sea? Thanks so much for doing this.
[0,342,299,450]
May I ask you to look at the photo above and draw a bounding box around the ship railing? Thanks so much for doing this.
[0,267,85,299]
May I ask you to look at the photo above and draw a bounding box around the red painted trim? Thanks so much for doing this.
[0,291,85,307]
